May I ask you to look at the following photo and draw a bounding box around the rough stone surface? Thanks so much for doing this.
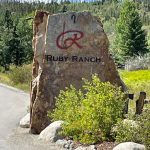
[56,139,68,146]
[113,142,145,150]
[38,120,64,142]
[30,11,126,134]
[19,113,30,128]
[56,139,74,149]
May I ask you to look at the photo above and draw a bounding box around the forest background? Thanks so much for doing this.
[1,0,150,67]
[0,0,150,96]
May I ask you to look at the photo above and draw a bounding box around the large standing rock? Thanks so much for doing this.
[30,11,126,134]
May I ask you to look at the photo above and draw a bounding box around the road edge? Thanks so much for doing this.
[0,83,29,95]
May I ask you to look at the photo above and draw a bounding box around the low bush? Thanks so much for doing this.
[48,75,125,144]
[8,64,32,84]
[125,54,150,71]
[114,108,150,149]
[113,119,140,143]
[137,109,150,149]
[0,66,4,72]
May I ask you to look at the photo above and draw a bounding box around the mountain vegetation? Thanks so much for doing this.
[0,0,150,69]
[115,1,148,63]
[0,1,149,147]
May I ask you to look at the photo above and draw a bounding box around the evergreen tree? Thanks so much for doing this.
[4,10,13,29]
[115,0,148,62]
[0,27,13,70]
[17,18,33,63]
[0,25,25,69]
[0,10,26,69]
[0,10,14,70]
[10,26,25,66]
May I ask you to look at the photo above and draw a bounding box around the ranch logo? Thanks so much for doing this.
[56,30,84,49]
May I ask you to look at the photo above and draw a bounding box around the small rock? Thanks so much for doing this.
[38,120,64,142]
[113,142,145,150]
[69,143,74,150]
[56,139,68,146]
[19,113,30,128]
[64,144,70,149]
[88,145,96,150]
[68,140,73,144]
[56,139,74,150]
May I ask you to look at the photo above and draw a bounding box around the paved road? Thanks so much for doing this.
[0,84,65,150]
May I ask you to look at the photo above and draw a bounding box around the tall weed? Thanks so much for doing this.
[8,64,32,84]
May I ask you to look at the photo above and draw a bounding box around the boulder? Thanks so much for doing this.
[30,11,126,134]
[19,113,30,128]
[113,142,145,150]
[39,120,64,142]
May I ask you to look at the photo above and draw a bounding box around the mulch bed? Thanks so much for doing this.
[96,142,117,150]
[66,137,117,150]
[72,140,117,150]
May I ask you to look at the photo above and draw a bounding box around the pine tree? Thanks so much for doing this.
[4,10,13,29]
[0,27,13,70]
[115,0,148,62]
[0,10,13,70]
[0,10,25,69]
[17,18,33,63]
[10,26,25,66]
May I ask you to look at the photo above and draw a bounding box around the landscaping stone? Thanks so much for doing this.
[38,120,64,142]
[19,113,30,128]
[113,142,145,150]
[30,10,126,134]
[56,139,68,146]
[56,139,74,150]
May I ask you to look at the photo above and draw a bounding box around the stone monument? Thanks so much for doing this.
[30,11,126,134]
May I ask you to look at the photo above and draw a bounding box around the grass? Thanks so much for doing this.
[120,70,150,99]
[0,65,150,98]
[0,72,30,92]
[0,65,32,92]
[0,72,11,85]
[119,70,150,113]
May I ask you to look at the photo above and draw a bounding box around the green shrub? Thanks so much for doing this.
[114,108,150,149]
[113,119,140,143]
[137,108,150,149]
[48,75,125,144]
[0,66,4,72]
[8,64,32,84]
[125,54,150,71]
